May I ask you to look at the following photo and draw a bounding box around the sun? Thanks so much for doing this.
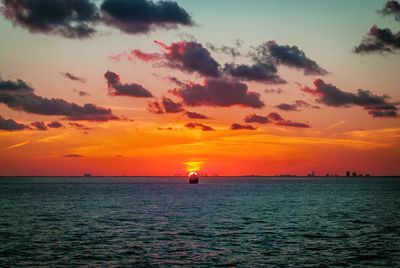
[188,171,198,177]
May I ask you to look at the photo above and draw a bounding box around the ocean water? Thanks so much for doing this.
[0,177,399,267]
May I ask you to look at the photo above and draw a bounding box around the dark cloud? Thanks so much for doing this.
[100,0,193,34]
[379,1,400,21]
[300,79,398,118]
[265,88,285,94]
[244,112,310,128]
[354,25,400,54]
[0,115,27,131]
[368,109,398,117]
[73,89,90,96]
[61,72,86,83]
[153,41,220,77]
[267,112,284,122]
[147,97,184,114]
[168,76,184,86]
[275,100,312,111]
[1,0,193,38]
[253,41,328,75]
[185,122,214,131]
[244,112,284,124]
[0,77,118,121]
[185,122,196,129]
[169,78,264,108]
[31,121,47,130]
[206,39,243,57]
[0,0,99,39]
[184,111,209,119]
[223,63,286,84]
[0,77,32,91]
[69,122,90,130]
[230,123,256,130]
[47,121,64,128]
[275,120,310,128]
[275,103,298,111]
[301,79,390,107]
[63,154,84,157]
[244,114,270,124]
[104,70,153,98]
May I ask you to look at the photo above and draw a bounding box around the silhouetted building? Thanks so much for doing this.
[84,173,91,177]
[346,171,350,177]
[352,172,357,177]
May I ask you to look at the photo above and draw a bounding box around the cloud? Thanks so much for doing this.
[0,0,99,39]
[300,79,390,107]
[100,0,193,34]
[157,126,174,131]
[354,25,400,54]
[73,89,90,96]
[63,154,84,157]
[223,63,286,84]
[104,70,153,98]
[168,76,184,86]
[111,40,221,78]
[147,100,163,114]
[169,78,264,108]
[206,39,243,57]
[131,49,160,62]
[61,72,86,83]
[244,114,270,124]
[275,103,298,111]
[69,122,90,130]
[47,121,64,128]
[275,120,310,128]
[1,0,193,38]
[230,123,256,130]
[185,122,214,131]
[31,121,47,131]
[184,111,209,119]
[265,88,285,94]
[253,41,328,75]
[0,115,27,131]
[275,100,312,111]
[0,77,118,121]
[244,112,310,128]
[153,41,220,77]
[379,1,400,21]
[300,79,398,118]
[368,109,398,118]
[147,97,184,114]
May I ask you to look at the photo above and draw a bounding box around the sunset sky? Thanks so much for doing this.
[0,0,399,176]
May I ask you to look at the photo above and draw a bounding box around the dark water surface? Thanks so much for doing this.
[1,177,399,267]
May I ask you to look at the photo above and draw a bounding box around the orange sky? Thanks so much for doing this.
[0,0,399,176]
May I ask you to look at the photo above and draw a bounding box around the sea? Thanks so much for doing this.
[0,176,399,267]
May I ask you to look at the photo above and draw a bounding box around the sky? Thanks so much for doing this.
[0,0,399,176]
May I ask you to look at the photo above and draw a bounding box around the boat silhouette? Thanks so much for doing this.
[188,172,199,184]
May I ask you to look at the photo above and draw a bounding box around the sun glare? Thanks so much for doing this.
[183,161,203,173]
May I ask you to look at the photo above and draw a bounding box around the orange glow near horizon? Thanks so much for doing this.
[184,161,203,173]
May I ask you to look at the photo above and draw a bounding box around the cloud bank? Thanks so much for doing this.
[0,77,118,121]
[169,78,264,108]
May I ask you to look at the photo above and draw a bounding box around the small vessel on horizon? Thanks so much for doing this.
[188,172,199,184]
